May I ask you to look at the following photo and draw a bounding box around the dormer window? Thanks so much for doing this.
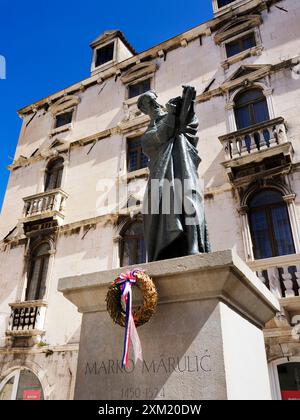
[226,32,256,58]
[128,79,151,99]
[55,111,73,128]
[95,42,114,67]
[217,0,235,7]
[90,30,135,76]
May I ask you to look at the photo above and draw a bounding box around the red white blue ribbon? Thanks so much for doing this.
[115,269,143,369]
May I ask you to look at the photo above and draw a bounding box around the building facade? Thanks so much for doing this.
[0,0,300,400]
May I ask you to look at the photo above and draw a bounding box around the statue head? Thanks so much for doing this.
[137,90,163,119]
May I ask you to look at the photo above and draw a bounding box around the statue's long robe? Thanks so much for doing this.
[141,110,211,262]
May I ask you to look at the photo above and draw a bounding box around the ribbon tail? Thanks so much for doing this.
[121,286,131,369]
[119,274,143,369]
[129,316,143,364]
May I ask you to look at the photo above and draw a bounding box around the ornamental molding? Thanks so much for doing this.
[221,65,272,93]
[121,62,157,85]
[48,95,80,115]
[214,14,262,44]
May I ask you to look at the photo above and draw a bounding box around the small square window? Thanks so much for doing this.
[218,0,236,8]
[95,43,114,67]
[128,79,151,99]
[55,111,73,128]
[127,137,148,172]
[225,33,256,58]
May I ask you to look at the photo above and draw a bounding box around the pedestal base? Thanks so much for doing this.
[58,250,279,400]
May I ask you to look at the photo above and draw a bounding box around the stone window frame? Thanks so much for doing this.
[50,106,75,136]
[90,38,117,74]
[0,366,48,400]
[25,242,52,301]
[48,95,80,137]
[124,74,155,105]
[18,236,57,304]
[44,156,65,192]
[54,110,74,129]
[121,62,157,109]
[35,152,69,195]
[113,215,146,268]
[220,27,263,69]
[269,358,300,400]
[212,0,250,15]
[126,135,149,174]
[127,78,152,100]
[239,184,300,262]
[117,129,149,190]
[226,81,275,133]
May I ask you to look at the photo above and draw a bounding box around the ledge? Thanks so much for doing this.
[221,46,263,69]
[280,296,300,314]
[248,254,300,271]
[23,188,69,201]
[222,142,294,170]
[9,300,48,309]
[50,124,72,137]
[6,329,45,337]
[126,167,149,181]
[58,249,280,328]
[19,210,65,225]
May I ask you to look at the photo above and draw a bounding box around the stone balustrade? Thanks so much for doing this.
[22,188,68,222]
[249,254,300,299]
[219,117,288,161]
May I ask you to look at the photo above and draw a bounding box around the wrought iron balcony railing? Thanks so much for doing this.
[7,300,47,335]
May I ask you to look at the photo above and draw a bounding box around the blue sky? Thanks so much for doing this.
[0,0,213,211]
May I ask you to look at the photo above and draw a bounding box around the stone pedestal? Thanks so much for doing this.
[58,250,279,400]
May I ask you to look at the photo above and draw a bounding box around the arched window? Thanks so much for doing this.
[248,190,295,260]
[45,158,64,191]
[234,89,270,130]
[277,362,300,400]
[0,369,44,400]
[120,220,146,267]
[26,243,51,301]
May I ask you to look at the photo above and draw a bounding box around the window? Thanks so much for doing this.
[120,221,146,266]
[278,363,300,400]
[127,137,148,172]
[218,0,235,7]
[55,111,73,128]
[248,190,295,260]
[128,79,151,99]
[45,158,64,191]
[95,43,114,67]
[26,243,51,301]
[226,33,256,58]
[234,89,270,129]
[0,369,44,400]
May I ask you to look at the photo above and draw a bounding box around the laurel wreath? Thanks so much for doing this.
[106,271,158,328]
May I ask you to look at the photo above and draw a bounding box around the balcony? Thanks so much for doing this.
[21,188,68,227]
[249,254,300,299]
[219,117,293,183]
[7,300,47,337]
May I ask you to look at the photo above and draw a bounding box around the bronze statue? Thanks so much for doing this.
[137,86,211,262]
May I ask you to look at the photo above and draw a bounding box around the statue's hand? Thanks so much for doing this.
[166,102,177,115]
[166,96,181,115]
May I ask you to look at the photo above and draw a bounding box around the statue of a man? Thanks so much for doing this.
[137,86,211,262]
